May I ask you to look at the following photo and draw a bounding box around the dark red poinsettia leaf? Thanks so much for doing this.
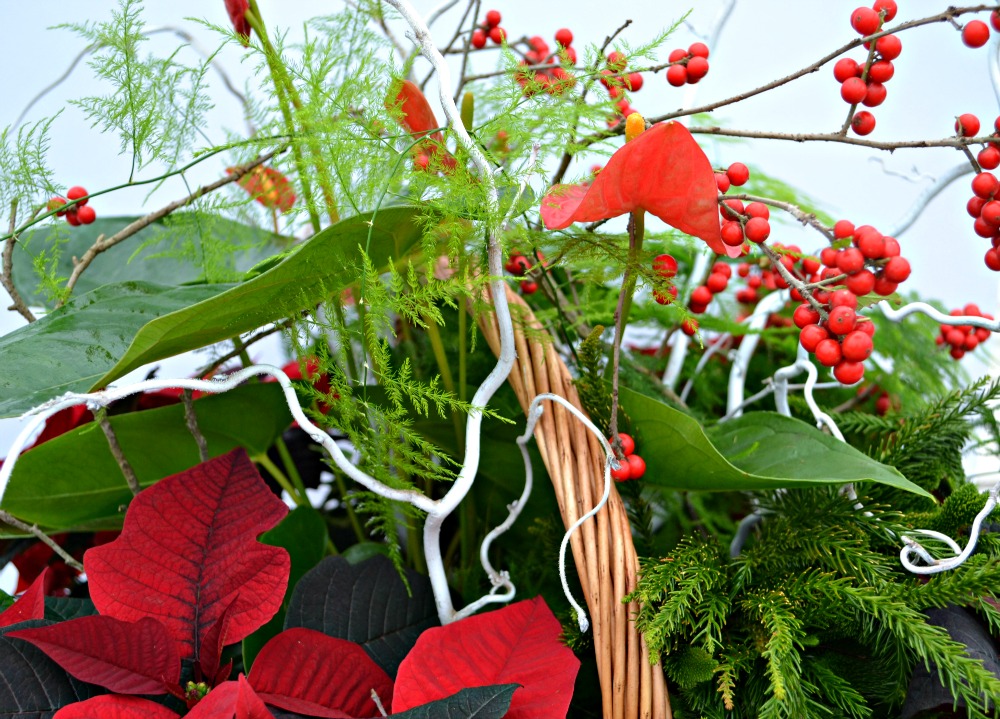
[186,675,272,719]
[197,598,237,685]
[540,122,733,256]
[9,615,179,694]
[53,695,180,719]
[389,79,443,141]
[85,449,290,662]
[0,566,48,628]
[392,596,579,719]
[248,627,392,718]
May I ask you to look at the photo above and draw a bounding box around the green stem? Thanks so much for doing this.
[331,302,360,383]
[458,259,468,404]
[424,316,465,452]
[333,470,367,543]
[274,435,308,499]
[606,210,644,445]
[254,454,305,506]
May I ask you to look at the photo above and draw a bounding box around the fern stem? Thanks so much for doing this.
[254,453,305,506]
[332,469,367,543]
[424,314,465,452]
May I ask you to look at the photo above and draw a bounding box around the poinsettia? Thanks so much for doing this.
[540,121,736,256]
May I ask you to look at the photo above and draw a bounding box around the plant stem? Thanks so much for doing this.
[332,470,367,543]
[181,390,210,464]
[255,454,305,506]
[424,315,465,452]
[606,211,643,448]
[274,435,308,499]
[99,414,141,496]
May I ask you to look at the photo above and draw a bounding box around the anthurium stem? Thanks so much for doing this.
[98,413,141,496]
[254,453,305,506]
[606,210,644,447]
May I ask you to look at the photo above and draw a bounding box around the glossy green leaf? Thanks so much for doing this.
[0,282,233,418]
[93,206,428,389]
[243,505,328,670]
[621,388,930,497]
[1,383,292,533]
[11,214,287,306]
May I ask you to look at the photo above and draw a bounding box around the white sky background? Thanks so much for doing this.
[1,1,999,459]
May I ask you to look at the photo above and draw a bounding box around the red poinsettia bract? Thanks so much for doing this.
[540,121,734,256]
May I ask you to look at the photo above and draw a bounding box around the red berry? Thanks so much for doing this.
[745,202,770,219]
[875,394,891,414]
[857,319,877,337]
[668,48,687,62]
[834,58,860,83]
[873,0,897,22]
[626,454,646,479]
[744,217,770,243]
[973,172,1000,199]
[715,172,731,193]
[857,232,885,259]
[851,111,876,135]
[688,42,710,58]
[555,28,573,47]
[686,56,710,82]
[837,247,866,274]
[520,280,538,294]
[736,288,758,304]
[841,330,873,361]
[46,197,68,217]
[830,289,859,309]
[654,286,678,305]
[862,82,887,107]
[794,304,821,328]
[876,34,903,60]
[846,269,877,296]
[726,162,750,186]
[488,26,506,44]
[882,256,910,283]
[706,272,729,293]
[827,305,858,335]
[681,318,699,336]
[950,347,966,360]
[964,333,980,351]
[983,200,1000,226]
[691,285,714,306]
[815,338,843,366]
[607,51,627,71]
[974,216,998,238]
[66,186,88,205]
[666,64,688,86]
[484,9,501,27]
[65,210,81,227]
[851,7,881,35]
[873,276,898,295]
[841,77,868,104]
[833,220,856,239]
[721,221,745,246]
[627,72,644,91]
[956,113,981,137]
[76,205,96,225]
[994,10,1000,33]
[834,360,865,384]
[712,261,733,278]
[800,324,829,352]
[653,253,678,278]
[868,60,894,83]
[610,460,632,481]
[963,20,991,48]
[615,433,635,456]
[979,146,1000,170]
[968,196,989,217]
[821,247,840,267]
[471,28,487,48]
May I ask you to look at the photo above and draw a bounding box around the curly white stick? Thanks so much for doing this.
[879,300,1000,331]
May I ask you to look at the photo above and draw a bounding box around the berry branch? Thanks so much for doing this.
[1,201,37,323]
[57,148,285,307]
[98,413,142,497]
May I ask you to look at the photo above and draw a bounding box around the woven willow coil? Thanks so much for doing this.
[477,283,670,719]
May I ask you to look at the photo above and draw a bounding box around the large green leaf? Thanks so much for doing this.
[0,282,233,418]
[0,383,292,533]
[621,388,930,497]
[93,206,428,389]
[11,214,287,306]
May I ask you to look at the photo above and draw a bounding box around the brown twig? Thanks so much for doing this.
[421,0,478,90]
[1,201,37,322]
[452,0,482,101]
[57,149,283,307]
[99,414,141,496]
[691,127,1000,152]
[728,193,835,243]
[182,390,210,464]
[760,243,828,321]
[0,510,84,572]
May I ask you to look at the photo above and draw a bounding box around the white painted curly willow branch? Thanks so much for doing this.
[519,393,615,633]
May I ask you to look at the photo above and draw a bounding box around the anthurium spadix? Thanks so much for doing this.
[540,121,737,257]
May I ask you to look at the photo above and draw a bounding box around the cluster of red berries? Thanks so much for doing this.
[505,250,540,294]
[717,163,773,249]
[665,43,710,87]
[46,186,96,226]
[598,52,645,125]
[954,113,1000,169]
[734,244,821,306]
[609,432,646,481]
[936,304,994,360]
[470,9,507,47]
[817,220,910,297]
[964,162,1000,272]
[960,11,1000,48]
[836,2,901,136]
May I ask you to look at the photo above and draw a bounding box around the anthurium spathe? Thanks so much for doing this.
[387,79,457,172]
[540,121,736,256]
[232,166,296,213]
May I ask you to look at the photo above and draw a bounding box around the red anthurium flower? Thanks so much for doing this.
[387,80,457,172]
[224,0,252,46]
[540,121,734,256]
[231,166,296,213]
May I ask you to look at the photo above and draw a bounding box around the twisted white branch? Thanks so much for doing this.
[879,300,1000,331]
[901,482,999,574]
